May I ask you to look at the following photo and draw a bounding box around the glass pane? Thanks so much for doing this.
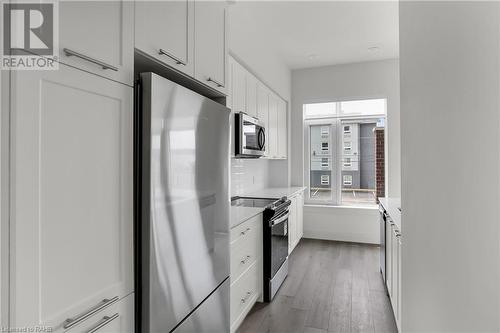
[340,120,384,207]
[304,102,336,119]
[309,125,333,201]
[340,99,386,116]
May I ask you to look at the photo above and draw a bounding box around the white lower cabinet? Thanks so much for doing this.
[288,190,304,255]
[9,63,133,330]
[230,214,263,333]
[66,293,134,333]
[397,236,402,330]
[385,217,402,332]
[385,219,393,297]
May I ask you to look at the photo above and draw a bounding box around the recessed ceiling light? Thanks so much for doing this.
[368,46,380,52]
[307,54,319,61]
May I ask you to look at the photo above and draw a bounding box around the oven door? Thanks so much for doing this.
[236,113,266,157]
[270,211,289,278]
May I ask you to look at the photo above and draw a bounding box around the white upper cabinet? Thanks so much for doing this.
[9,64,133,330]
[135,0,195,77]
[267,93,279,159]
[257,83,269,157]
[195,1,227,94]
[230,57,247,113]
[246,73,258,118]
[58,0,134,85]
[277,99,287,159]
[228,56,287,159]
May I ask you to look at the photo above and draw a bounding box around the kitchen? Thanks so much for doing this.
[1,1,500,333]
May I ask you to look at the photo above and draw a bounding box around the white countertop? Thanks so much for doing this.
[245,186,306,199]
[379,197,402,229]
[230,206,264,229]
[230,187,307,229]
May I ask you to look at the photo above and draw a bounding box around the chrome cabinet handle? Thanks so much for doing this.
[240,291,251,303]
[63,296,119,329]
[63,48,118,71]
[86,313,119,333]
[207,77,224,88]
[240,227,251,236]
[158,49,187,65]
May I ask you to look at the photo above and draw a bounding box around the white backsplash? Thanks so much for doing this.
[231,158,270,197]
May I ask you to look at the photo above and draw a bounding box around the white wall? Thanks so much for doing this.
[400,2,500,331]
[227,3,291,101]
[304,206,379,244]
[291,59,400,244]
[227,3,292,195]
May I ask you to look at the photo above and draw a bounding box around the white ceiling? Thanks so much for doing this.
[229,1,399,70]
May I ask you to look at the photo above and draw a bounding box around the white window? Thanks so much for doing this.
[304,102,336,118]
[343,175,353,186]
[304,98,387,207]
[321,126,330,138]
[340,98,386,116]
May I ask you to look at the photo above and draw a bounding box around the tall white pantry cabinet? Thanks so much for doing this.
[4,1,136,331]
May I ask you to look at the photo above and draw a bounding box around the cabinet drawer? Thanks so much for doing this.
[230,260,260,329]
[230,214,262,243]
[230,226,261,282]
[65,293,134,333]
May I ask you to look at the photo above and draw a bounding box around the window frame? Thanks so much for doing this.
[304,120,337,205]
[303,100,387,207]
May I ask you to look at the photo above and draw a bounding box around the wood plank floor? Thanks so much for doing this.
[237,239,398,333]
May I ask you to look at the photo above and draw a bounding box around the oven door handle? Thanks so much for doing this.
[270,211,290,227]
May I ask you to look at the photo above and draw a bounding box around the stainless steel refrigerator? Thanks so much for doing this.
[137,73,230,333]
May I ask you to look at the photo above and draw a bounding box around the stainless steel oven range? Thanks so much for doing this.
[262,197,291,301]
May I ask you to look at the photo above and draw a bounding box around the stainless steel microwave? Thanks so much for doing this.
[235,113,266,158]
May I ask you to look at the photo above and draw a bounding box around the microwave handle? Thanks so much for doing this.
[258,128,266,150]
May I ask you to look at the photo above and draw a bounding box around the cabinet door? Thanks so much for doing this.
[246,73,258,118]
[297,192,304,239]
[257,83,269,157]
[397,237,402,328]
[277,98,287,159]
[268,94,279,159]
[288,197,297,254]
[10,64,133,329]
[385,220,393,296]
[59,1,134,85]
[195,1,227,94]
[231,58,246,113]
[135,0,194,77]
[391,227,399,317]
